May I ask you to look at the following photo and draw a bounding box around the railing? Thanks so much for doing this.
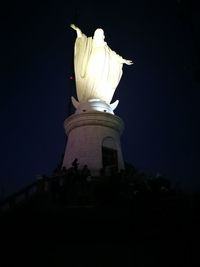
[0,169,94,212]
[0,168,180,213]
[0,175,58,212]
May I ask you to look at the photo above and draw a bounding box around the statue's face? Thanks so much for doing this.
[93,28,105,41]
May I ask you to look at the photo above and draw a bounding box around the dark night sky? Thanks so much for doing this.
[0,0,199,196]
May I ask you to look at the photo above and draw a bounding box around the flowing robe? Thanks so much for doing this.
[74,34,123,104]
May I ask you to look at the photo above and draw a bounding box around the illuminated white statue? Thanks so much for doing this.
[70,24,133,106]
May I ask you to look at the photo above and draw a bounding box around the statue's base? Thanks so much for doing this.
[71,97,119,115]
[62,111,124,176]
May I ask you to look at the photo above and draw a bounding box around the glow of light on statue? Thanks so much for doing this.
[70,24,133,109]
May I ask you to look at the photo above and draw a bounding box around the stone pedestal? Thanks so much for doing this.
[62,111,124,175]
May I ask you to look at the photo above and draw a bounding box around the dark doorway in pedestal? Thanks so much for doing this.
[102,146,118,175]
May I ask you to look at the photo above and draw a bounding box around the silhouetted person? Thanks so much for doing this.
[81,165,91,181]
[72,158,79,172]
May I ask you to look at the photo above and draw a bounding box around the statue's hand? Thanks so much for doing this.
[70,24,77,30]
[70,24,82,37]
[123,59,134,65]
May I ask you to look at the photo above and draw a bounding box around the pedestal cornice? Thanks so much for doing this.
[64,112,124,136]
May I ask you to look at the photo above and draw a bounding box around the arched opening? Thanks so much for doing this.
[102,137,118,175]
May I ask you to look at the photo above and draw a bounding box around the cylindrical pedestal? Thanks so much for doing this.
[62,111,124,175]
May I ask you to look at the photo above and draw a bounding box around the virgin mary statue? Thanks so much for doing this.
[70,24,133,104]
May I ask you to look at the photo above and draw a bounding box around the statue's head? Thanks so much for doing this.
[93,28,105,41]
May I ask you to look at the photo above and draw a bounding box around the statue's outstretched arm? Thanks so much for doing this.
[107,46,134,65]
[70,24,82,38]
